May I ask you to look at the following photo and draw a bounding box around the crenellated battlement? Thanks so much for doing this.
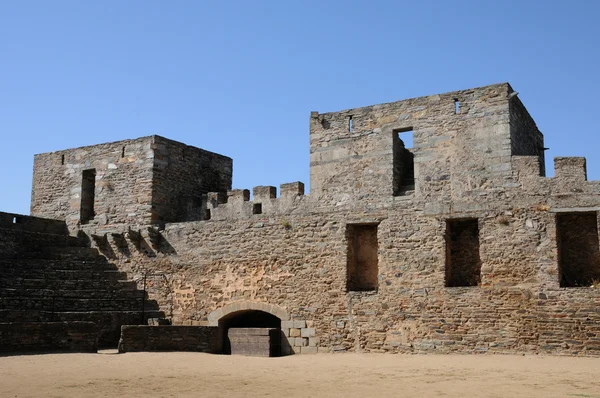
[205,182,306,221]
[512,156,600,206]
[554,157,587,182]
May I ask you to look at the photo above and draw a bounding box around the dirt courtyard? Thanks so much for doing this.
[1,352,600,398]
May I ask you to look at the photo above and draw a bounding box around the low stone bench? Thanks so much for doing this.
[118,325,219,353]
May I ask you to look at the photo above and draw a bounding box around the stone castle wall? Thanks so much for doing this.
[31,135,232,229]
[20,83,600,355]
[151,136,232,224]
[309,83,514,202]
[31,136,156,227]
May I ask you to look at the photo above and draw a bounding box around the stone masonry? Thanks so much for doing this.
[31,135,231,228]
[7,82,600,355]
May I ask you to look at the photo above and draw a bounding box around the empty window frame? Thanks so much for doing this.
[253,203,262,214]
[393,129,415,196]
[346,223,379,291]
[556,212,600,287]
[445,219,481,287]
[80,169,96,224]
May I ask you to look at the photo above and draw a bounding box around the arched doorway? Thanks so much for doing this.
[218,310,282,356]
[208,301,291,356]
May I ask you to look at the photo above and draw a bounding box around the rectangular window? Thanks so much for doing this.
[393,129,415,196]
[557,212,600,287]
[445,219,481,287]
[346,223,379,291]
[80,169,96,224]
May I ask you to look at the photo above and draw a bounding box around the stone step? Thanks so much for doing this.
[0,258,114,271]
[0,228,88,249]
[0,288,147,299]
[0,296,157,312]
[0,278,136,290]
[0,309,164,323]
[13,246,102,260]
[0,269,128,280]
[0,321,98,353]
[0,309,166,347]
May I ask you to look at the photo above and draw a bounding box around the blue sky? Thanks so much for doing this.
[1,1,599,215]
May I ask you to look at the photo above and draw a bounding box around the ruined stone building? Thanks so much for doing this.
[1,82,600,355]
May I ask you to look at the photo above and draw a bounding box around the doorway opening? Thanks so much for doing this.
[218,310,282,356]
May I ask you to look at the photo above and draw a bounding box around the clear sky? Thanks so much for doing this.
[1,1,599,215]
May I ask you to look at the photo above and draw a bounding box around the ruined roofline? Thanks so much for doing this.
[311,82,513,117]
[33,134,232,162]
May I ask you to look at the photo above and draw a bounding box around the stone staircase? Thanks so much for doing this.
[0,219,163,350]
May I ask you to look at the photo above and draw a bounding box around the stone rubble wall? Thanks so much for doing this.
[30,135,232,231]
[509,95,545,175]
[98,197,600,355]
[151,136,232,224]
[21,83,600,356]
[31,136,156,228]
[309,83,514,206]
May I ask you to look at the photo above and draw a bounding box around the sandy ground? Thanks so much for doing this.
[1,352,600,398]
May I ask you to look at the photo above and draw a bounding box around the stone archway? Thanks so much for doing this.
[207,301,290,356]
[207,301,290,327]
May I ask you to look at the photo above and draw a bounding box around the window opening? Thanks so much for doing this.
[253,203,262,214]
[454,98,460,114]
[557,212,600,287]
[80,169,96,224]
[121,146,126,158]
[346,223,379,291]
[445,219,481,287]
[349,115,353,132]
[392,129,415,196]
[61,154,65,165]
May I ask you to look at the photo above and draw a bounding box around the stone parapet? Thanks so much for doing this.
[118,326,218,353]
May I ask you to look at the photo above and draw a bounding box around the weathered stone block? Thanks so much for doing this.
[301,328,315,337]
[293,320,306,328]
[294,337,308,347]
[281,320,294,329]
